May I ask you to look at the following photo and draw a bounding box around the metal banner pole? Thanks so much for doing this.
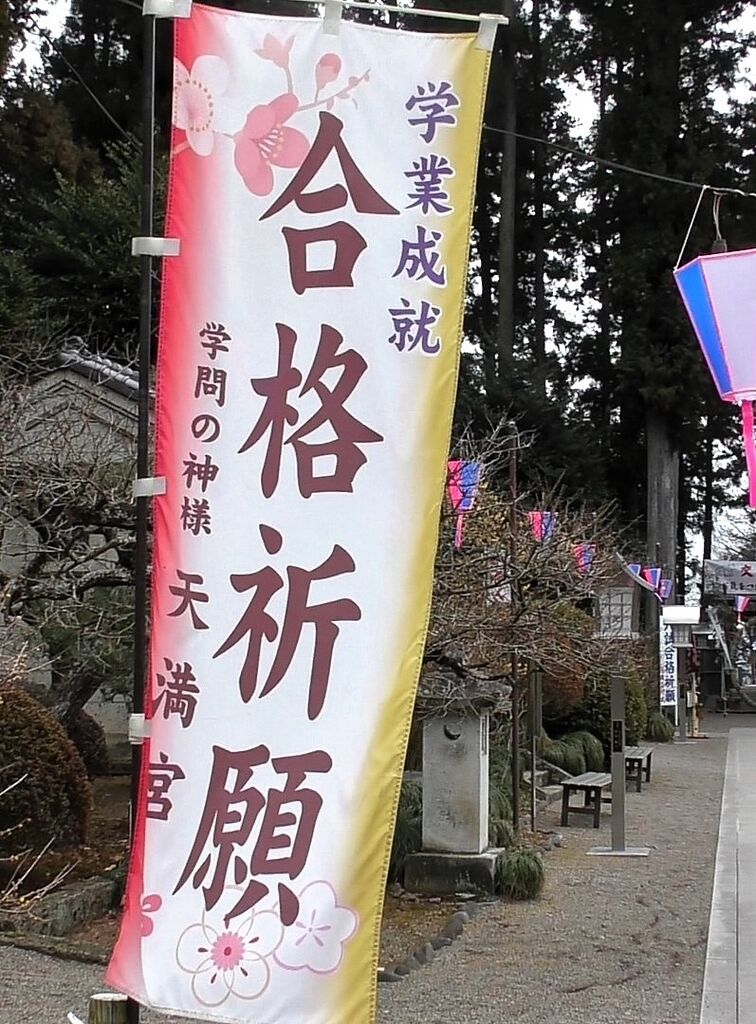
[677,648,688,740]
[127,10,157,1024]
[508,427,520,833]
[609,674,626,852]
[588,676,650,859]
[528,666,537,833]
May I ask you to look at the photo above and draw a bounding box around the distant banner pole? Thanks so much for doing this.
[108,6,494,1022]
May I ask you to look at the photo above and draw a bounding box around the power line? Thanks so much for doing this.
[484,123,756,199]
[24,12,756,201]
[28,17,132,140]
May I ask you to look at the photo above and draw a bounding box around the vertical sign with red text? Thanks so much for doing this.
[108,6,490,1022]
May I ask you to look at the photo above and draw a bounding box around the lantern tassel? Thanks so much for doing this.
[454,513,465,550]
[741,401,756,508]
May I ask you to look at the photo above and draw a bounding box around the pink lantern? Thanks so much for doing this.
[675,248,756,506]
[447,460,482,549]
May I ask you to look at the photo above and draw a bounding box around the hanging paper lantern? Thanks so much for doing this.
[737,595,750,622]
[528,510,557,542]
[658,578,673,601]
[642,567,662,590]
[446,460,482,549]
[675,248,756,506]
[573,543,596,573]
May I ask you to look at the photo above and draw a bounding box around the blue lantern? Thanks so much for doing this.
[675,247,756,506]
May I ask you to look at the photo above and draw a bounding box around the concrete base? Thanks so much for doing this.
[404,849,503,896]
[587,846,651,858]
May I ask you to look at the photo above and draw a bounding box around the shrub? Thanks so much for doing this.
[388,778,422,884]
[646,709,675,742]
[67,710,109,779]
[489,776,513,847]
[551,670,649,759]
[562,730,605,771]
[541,737,586,776]
[0,685,91,852]
[625,674,648,745]
[496,846,545,900]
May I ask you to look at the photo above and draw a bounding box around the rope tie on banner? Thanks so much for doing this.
[740,400,756,508]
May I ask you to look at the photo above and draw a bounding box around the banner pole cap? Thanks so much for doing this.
[322,0,343,34]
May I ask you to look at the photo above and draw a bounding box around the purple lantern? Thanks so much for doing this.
[675,248,756,506]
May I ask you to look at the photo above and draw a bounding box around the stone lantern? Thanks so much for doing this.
[404,659,511,896]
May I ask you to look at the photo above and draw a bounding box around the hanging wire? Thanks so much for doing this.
[485,124,756,201]
[28,14,132,139]
[675,185,709,270]
[21,13,756,208]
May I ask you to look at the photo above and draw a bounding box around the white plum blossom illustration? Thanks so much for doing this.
[275,881,358,974]
[173,56,243,156]
[176,889,283,1008]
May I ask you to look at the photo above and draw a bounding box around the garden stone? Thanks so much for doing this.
[413,942,435,966]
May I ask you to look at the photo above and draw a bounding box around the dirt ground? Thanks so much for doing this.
[63,774,459,969]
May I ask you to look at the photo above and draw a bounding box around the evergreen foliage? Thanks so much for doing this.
[388,778,422,885]
[549,669,649,758]
[66,710,110,779]
[0,684,91,852]
[496,846,545,900]
[561,730,605,772]
[646,709,675,743]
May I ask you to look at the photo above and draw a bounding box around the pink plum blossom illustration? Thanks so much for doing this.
[233,93,310,197]
[315,53,342,92]
[275,881,358,975]
[255,34,295,70]
[173,55,243,156]
[176,888,283,1008]
[139,893,162,937]
[173,36,370,199]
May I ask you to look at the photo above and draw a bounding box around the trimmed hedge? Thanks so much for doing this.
[552,670,649,758]
[646,709,675,742]
[562,730,605,772]
[0,685,91,852]
[67,710,109,779]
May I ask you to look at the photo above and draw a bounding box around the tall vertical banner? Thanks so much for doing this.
[659,622,678,717]
[107,5,491,1022]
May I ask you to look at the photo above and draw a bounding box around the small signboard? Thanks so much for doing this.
[612,720,624,754]
[703,560,756,595]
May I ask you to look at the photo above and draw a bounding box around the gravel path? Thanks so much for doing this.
[0,712,743,1024]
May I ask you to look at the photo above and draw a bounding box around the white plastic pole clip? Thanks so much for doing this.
[322,0,343,35]
[143,0,193,17]
[133,476,167,499]
[131,236,181,258]
[475,13,501,52]
[129,714,151,745]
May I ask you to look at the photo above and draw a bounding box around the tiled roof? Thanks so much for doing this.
[55,341,140,401]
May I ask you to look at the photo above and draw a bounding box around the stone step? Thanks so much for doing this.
[524,769,549,789]
[536,784,563,807]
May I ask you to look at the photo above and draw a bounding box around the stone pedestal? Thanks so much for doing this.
[404,849,502,896]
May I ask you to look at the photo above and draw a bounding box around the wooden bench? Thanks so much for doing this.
[624,745,653,793]
[560,772,612,828]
